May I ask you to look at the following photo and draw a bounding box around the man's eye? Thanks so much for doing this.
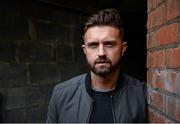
[105,43,115,47]
[88,43,98,48]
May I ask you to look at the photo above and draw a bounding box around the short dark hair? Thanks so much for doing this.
[83,8,124,39]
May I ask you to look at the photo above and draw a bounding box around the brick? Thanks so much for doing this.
[75,46,86,63]
[155,70,161,89]
[166,47,180,68]
[27,105,47,122]
[148,107,170,123]
[147,3,165,29]
[28,3,54,21]
[60,63,88,81]
[147,52,153,68]
[148,0,156,12]
[69,27,82,45]
[29,64,61,84]
[147,50,165,68]
[151,91,164,111]
[4,108,27,122]
[148,89,154,105]
[0,16,28,39]
[147,88,151,104]
[154,50,165,68]
[147,70,153,88]
[27,84,54,105]
[0,1,29,39]
[156,23,178,46]
[156,0,164,5]
[0,88,6,103]
[147,11,156,29]
[56,44,74,63]
[176,98,180,121]
[27,18,37,40]
[177,73,180,95]
[6,87,27,110]
[166,96,175,116]
[147,13,151,29]
[179,21,180,42]
[147,70,161,89]
[148,107,154,122]
[0,64,27,87]
[31,25,69,44]
[35,22,69,40]
[0,88,5,121]
[29,2,82,25]
[155,4,165,27]
[41,84,55,103]
[155,112,170,123]
[56,26,69,43]
[0,40,16,62]
[167,0,180,21]
[52,9,80,26]
[27,86,45,105]
[19,42,53,63]
[147,32,156,49]
[159,71,176,93]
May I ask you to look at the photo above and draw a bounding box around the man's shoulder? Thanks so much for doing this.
[123,74,146,87]
[53,73,87,93]
[122,74,147,97]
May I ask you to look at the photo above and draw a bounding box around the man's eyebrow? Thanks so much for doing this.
[104,40,116,43]
[86,41,98,44]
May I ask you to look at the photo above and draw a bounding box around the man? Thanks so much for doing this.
[47,8,147,123]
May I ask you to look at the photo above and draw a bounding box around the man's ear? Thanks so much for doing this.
[82,44,86,55]
[122,42,127,56]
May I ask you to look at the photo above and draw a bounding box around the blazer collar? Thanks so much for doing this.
[85,71,125,98]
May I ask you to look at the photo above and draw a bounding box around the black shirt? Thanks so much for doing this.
[89,89,115,123]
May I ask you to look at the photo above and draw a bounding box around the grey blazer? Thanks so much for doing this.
[46,73,148,123]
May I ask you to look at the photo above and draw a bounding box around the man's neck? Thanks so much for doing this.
[90,69,120,91]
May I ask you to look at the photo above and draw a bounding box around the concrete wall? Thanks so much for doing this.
[0,0,87,122]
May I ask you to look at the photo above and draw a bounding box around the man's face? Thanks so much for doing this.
[82,26,127,76]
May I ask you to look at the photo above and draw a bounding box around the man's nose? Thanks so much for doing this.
[98,45,106,57]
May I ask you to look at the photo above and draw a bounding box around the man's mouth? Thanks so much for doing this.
[95,61,110,64]
[94,58,112,66]
[95,60,110,63]
[95,62,110,67]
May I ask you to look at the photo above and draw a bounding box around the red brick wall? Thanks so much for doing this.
[147,0,180,122]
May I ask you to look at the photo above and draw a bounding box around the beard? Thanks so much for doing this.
[88,57,121,76]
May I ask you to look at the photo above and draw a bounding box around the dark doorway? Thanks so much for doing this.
[118,0,147,81]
